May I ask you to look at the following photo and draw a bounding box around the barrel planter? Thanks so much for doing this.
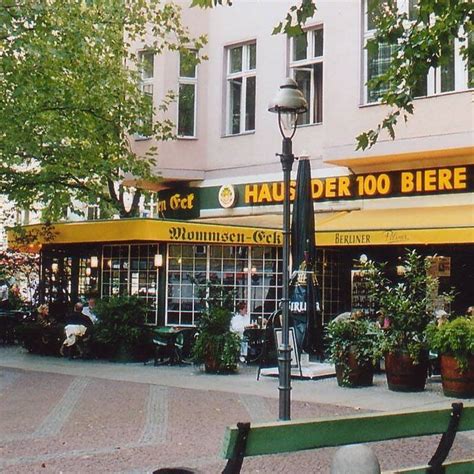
[385,350,428,392]
[335,350,374,388]
[440,354,474,398]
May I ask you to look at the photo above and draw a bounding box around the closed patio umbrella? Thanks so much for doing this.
[290,156,321,356]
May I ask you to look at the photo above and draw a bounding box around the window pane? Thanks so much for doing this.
[313,63,323,123]
[367,0,382,31]
[367,42,395,102]
[248,43,257,70]
[140,51,154,80]
[294,68,311,125]
[314,29,324,57]
[440,41,455,93]
[292,34,307,61]
[179,51,197,78]
[141,87,153,135]
[230,46,243,73]
[412,75,427,97]
[408,0,419,20]
[178,83,195,137]
[229,77,242,134]
[245,76,256,131]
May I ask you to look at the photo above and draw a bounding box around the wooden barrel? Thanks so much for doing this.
[385,351,428,392]
[440,354,474,398]
[336,351,374,388]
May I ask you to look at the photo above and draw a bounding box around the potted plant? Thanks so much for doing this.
[326,316,382,387]
[93,296,152,361]
[363,250,452,392]
[426,316,474,398]
[191,281,241,373]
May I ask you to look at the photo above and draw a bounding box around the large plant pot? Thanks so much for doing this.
[335,351,374,388]
[385,350,428,392]
[204,355,221,373]
[440,354,474,398]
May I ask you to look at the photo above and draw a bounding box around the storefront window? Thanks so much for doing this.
[101,244,160,324]
[78,257,99,299]
[43,255,73,304]
[166,244,282,326]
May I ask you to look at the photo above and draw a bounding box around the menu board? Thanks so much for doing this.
[351,270,374,316]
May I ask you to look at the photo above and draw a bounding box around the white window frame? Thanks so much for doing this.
[363,0,471,104]
[177,51,198,138]
[289,27,324,125]
[225,42,256,136]
[136,50,154,140]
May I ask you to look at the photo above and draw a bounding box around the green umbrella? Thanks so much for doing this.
[290,157,322,355]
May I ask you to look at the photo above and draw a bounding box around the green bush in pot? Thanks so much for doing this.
[93,296,152,361]
[326,316,383,387]
[426,316,474,397]
[362,249,453,391]
[191,281,241,373]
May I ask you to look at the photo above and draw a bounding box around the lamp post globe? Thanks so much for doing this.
[268,78,307,421]
[268,77,308,139]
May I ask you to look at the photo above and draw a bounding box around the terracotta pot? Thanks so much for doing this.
[335,351,374,388]
[385,350,428,392]
[440,354,474,398]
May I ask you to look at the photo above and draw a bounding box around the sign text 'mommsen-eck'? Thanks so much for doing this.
[168,226,282,245]
[244,166,469,204]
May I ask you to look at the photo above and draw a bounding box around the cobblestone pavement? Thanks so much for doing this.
[0,350,473,473]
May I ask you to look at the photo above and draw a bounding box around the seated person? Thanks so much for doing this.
[36,304,54,327]
[82,297,98,324]
[61,302,93,350]
[230,302,255,361]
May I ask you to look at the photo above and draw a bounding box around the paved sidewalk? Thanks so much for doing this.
[0,346,465,411]
[0,346,472,473]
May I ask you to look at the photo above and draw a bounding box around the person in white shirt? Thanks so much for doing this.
[82,297,98,324]
[230,302,254,362]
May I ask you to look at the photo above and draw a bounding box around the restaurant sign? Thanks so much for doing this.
[168,225,282,246]
[157,165,473,217]
[243,165,471,205]
[157,189,199,219]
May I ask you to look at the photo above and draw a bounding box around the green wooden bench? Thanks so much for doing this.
[221,403,474,473]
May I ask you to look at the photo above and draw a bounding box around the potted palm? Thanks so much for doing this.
[363,250,452,392]
[326,316,383,387]
[426,316,474,398]
[191,281,241,373]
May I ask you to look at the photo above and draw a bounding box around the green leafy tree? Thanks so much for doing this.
[0,0,206,219]
[193,0,473,149]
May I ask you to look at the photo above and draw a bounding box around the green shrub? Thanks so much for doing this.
[325,318,382,386]
[426,316,474,372]
[362,250,453,362]
[191,282,240,373]
[94,296,152,361]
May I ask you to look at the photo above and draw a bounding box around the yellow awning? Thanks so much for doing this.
[9,205,473,251]
[8,218,283,251]
[316,205,474,246]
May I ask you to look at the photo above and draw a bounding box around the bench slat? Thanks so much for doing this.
[384,458,474,474]
[221,404,474,459]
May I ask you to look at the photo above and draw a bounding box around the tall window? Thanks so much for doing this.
[289,28,324,125]
[364,0,472,103]
[178,51,197,137]
[226,42,256,135]
[137,50,154,137]
[102,244,160,324]
[166,244,282,327]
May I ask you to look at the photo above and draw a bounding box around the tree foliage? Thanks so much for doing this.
[0,0,206,219]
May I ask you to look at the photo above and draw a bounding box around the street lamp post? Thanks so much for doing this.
[268,78,308,421]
